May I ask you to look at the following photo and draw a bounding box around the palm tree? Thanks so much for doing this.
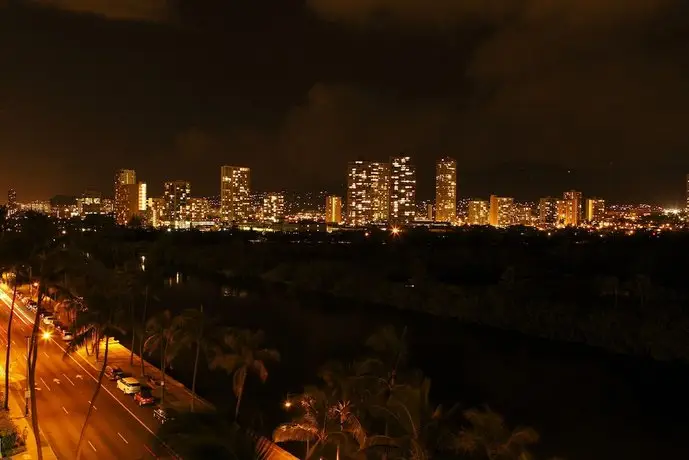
[208,329,280,420]
[453,407,540,460]
[366,378,457,460]
[355,326,410,460]
[273,387,368,460]
[63,261,126,460]
[143,310,177,406]
[169,305,227,412]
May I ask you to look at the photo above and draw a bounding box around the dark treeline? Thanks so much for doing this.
[6,211,689,458]
[65,217,689,364]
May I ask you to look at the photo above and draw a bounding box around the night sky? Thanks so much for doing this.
[2,0,689,204]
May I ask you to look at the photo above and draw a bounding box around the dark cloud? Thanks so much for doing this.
[29,0,173,22]
[306,0,673,27]
[3,0,689,203]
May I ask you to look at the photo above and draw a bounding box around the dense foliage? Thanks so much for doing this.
[4,211,688,458]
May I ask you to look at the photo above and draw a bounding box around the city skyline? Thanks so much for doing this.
[3,3,689,204]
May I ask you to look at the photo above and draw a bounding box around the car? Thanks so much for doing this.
[134,387,155,406]
[153,407,176,424]
[117,377,141,395]
[42,316,54,325]
[105,366,124,381]
[62,331,73,341]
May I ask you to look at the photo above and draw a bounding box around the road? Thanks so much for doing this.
[0,290,173,459]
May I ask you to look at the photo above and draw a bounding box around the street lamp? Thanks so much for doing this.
[41,331,52,341]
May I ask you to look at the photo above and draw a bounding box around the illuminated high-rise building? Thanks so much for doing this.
[261,193,285,223]
[389,156,416,224]
[562,190,583,226]
[325,195,342,224]
[189,197,212,223]
[435,157,457,223]
[539,197,558,226]
[489,195,514,227]
[137,182,147,212]
[79,189,102,215]
[114,169,136,225]
[147,197,165,228]
[555,199,570,227]
[163,180,191,228]
[220,166,251,224]
[7,189,17,216]
[370,162,390,223]
[27,200,51,214]
[347,161,370,226]
[467,200,489,225]
[586,198,605,222]
[346,161,390,226]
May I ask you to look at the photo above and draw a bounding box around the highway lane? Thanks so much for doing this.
[0,292,172,459]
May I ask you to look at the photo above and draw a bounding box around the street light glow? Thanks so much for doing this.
[42,331,52,340]
[283,400,292,409]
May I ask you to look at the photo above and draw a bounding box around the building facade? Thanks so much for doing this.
[325,195,342,224]
[467,200,489,225]
[79,189,102,215]
[539,197,558,226]
[189,197,212,223]
[346,160,390,226]
[114,169,137,225]
[586,198,605,222]
[562,190,583,226]
[261,193,285,223]
[163,180,191,228]
[389,156,416,224]
[489,195,514,227]
[220,166,251,225]
[435,157,457,223]
[369,162,390,223]
[7,189,17,216]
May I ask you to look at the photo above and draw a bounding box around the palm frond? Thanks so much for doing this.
[273,423,319,443]
[509,427,540,447]
[342,412,367,447]
[233,366,247,400]
[63,325,96,356]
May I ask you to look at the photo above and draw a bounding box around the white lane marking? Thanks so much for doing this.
[88,440,96,452]
[40,377,51,392]
[62,406,69,415]
[52,378,61,385]
[0,291,177,457]
[117,432,128,444]
[87,401,98,410]
[42,352,49,359]
[11,339,15,345]
[62,373,75,386]
[53,343,159,437]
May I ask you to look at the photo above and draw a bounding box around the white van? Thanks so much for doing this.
[117,377,141,395]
